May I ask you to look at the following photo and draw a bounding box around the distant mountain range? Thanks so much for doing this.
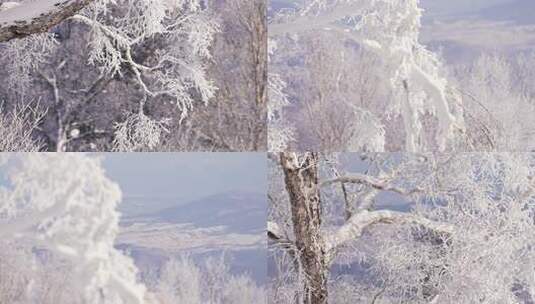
[118,196,185,217]
[419,0,535,64]
[269,0,534,26]
[116,191,267,283]
[148,191,266,233]
[476,0,535,25]
[421,0,534,25]
[420,0,514,18]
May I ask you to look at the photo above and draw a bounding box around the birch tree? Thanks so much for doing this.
[268,152,451,303]
[268,152,535,303]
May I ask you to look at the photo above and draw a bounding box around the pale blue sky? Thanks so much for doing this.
[101,153,266,201]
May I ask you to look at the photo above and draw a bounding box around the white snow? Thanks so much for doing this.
[0,2,20,12]
[0,0,72,26]
[270,0,466,151]
[0,154,147,304]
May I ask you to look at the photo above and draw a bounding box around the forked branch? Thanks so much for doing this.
[321,174,423,196]
[324,209,453,253]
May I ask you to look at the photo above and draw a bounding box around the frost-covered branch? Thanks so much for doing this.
[269,1,366,36]
[270,0,465,151]
[0,101,45,151]
[268,40,294,151]
[1,0,220,151]
[268,221,285,241]
[321,174,423,196]
[324,209,453,253]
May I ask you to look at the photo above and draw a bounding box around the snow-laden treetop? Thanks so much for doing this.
[270,0,466,152]
[0,154,146,304]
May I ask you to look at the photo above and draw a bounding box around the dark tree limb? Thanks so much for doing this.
[0,0,94,42]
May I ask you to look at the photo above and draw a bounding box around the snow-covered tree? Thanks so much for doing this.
[0,154,147,303]
[169,0,268,151]
[454,54,535,151]
[268,152,535,303]
[0,154,268,303]
[148,254,267,304]
[269,0,465,152]
[286,32,386,151]
[0,101,45,151]
[268,39,294,151]
[0,0,220,151]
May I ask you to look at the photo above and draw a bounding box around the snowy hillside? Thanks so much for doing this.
[476,0,535,25]
[420,0,535,63]
[420,0,516,19]
[115,191,267,283]
[149,191,266,232]
[117,222,264,253]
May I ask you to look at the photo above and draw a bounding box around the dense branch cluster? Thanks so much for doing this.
[0,0,222,151]
[269,0,465,152]
[269,152,535,303]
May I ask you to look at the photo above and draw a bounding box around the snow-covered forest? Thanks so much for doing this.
[2,0,535,303]
[0,154,266,303]
[0,0,266,152]
[268,152,535,303]
[268,0,535,152]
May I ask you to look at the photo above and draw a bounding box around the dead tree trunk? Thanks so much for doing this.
[280,152,329,304]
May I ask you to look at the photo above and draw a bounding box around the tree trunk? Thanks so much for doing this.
[280,152,329,304]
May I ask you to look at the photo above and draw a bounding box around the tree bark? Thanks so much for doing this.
[280,152,329,304]
[276,153,453,303]
[0,0,94,42]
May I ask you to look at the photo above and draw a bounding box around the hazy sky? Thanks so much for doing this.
[274,0,520,20]
[420,0,514,16]
[277,0,515,12]
[102,153,266,201]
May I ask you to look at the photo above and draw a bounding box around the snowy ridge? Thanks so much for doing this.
[117,222,264,254]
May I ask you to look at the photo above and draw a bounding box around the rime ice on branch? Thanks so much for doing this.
[269,0,465,152]
[269,152,535,303]
[0,0,218,152]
